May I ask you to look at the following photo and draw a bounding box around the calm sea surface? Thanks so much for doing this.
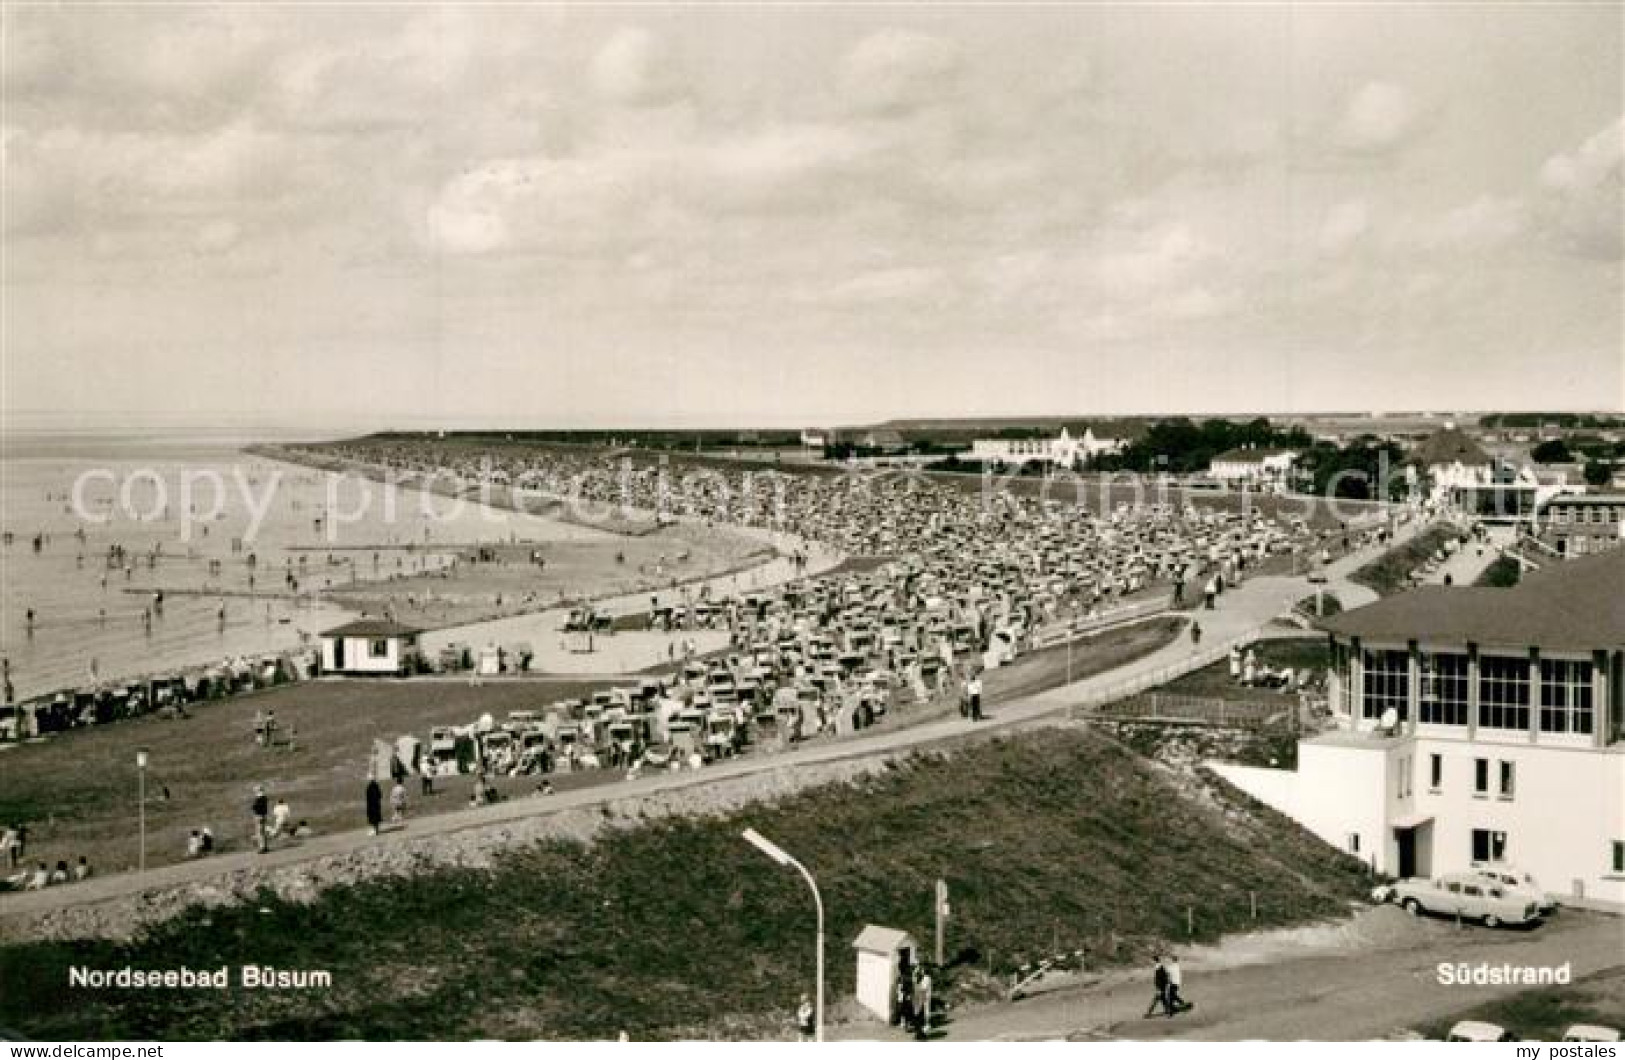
[0,427,602,700]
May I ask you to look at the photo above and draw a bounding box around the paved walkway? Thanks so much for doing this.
[1421,526,1514,587]
[837,907,1623,1042]
[0,526,1414,923]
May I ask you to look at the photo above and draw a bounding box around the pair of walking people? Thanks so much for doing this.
[1145,954,1191,1018]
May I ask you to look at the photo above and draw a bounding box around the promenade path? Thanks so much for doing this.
[0,521,1417,924]
[1420,525,1514,587]
[836,906,1623,1042]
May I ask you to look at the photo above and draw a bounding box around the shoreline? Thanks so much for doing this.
[4,446,841,707]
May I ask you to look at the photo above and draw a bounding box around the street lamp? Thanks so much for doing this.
[135,748,149,873]
[742,828,824,1041]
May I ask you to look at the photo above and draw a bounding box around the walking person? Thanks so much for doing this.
[365,777,383,836]
[1166,954,1189,1015]
[967,670,984,721]
[390,779,407,824]
[915,967,934,1040]
[1190,621,1202,649]
[271,797,292,840]
[250,785,269,853]
[1144,955,1172,1018]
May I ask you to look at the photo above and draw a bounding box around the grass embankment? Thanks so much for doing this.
[1414,967,1625,1041]
[1158,639,1328,705]
[1348,526,1462,597]
[0,727,1371,1041]
[0,680,623,875]
[1474,555,1523,588]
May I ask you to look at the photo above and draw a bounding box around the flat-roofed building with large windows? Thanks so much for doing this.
[1212,549,1625,910]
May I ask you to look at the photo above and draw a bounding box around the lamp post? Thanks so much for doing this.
[135,747,149,873]
[743,828,823,1041]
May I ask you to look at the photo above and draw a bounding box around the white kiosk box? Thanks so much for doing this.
[852,925,919,1023]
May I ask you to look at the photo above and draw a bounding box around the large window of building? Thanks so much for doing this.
[1419,652,1469,726]
[1539,658,1594,735]
[1362,649,1409,721]
[1478,655,1530,731]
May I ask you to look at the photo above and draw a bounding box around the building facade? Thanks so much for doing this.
[970,426,1125,468]
[1535,493,1625,556]
[1207,448,1301,492]
[1212,550,1625,909]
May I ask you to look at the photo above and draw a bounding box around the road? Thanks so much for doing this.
[0,522,1416,924]
[839,907,1624,1041]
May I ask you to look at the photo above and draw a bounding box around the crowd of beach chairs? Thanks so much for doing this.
[0,650,318,743]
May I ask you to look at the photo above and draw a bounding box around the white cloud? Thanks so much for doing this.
[1419,195,1526,251]
[838,29,963,117]
[818,266,948,306]
[1318,200,1372,256]
[1539,116,1623,260]
[193,219,242,255]
[270,9,476,131]
[1092,223,1210,296]
[590,27,687,108]
[1334,81,1419,154]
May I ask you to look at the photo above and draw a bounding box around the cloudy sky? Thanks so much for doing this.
[3,3,1621,428]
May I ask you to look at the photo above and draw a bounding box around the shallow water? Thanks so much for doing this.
[0,432,610,699]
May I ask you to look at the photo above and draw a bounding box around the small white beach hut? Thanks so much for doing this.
[319,619,422,677]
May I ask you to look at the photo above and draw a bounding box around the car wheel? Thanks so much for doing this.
[1483,915,1501,929]
[1402,898,1423,916]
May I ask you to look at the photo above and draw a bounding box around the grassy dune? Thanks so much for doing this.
[0,728,1369,1041]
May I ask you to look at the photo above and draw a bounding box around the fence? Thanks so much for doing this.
[1029,597,1174,651]
[1091,691,1291,730]
[1058,623,1301,724]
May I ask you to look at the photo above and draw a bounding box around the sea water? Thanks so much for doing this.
[0,426,607,700]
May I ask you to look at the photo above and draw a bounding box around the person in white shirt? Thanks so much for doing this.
[271,798,292,838]
[1166,955,1188,1013]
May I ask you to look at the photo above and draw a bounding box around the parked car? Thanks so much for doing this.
[1563,1026,1620,1043]
[1472,866,1557,914]
[1387,873,1543,928]
[1447,1021,1516,1042]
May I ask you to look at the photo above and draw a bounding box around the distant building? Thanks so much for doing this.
[801,429,830,449]
[319,619,422,676]
[1214,549,1625,910]
[1536,493,1625,556]
[1207,447,1301,492]
[860,428,909,454]
[970,426,1127,468]
[1411,427,1556,521]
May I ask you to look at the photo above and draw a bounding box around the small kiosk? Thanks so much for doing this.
[851,925,919,1023]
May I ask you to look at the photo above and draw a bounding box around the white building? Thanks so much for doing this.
[1207,447,1301,492]
[970,426,1126,468]
[1212,549,1625,910]
[1410,426,1563,521]
[319,619,423,676]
